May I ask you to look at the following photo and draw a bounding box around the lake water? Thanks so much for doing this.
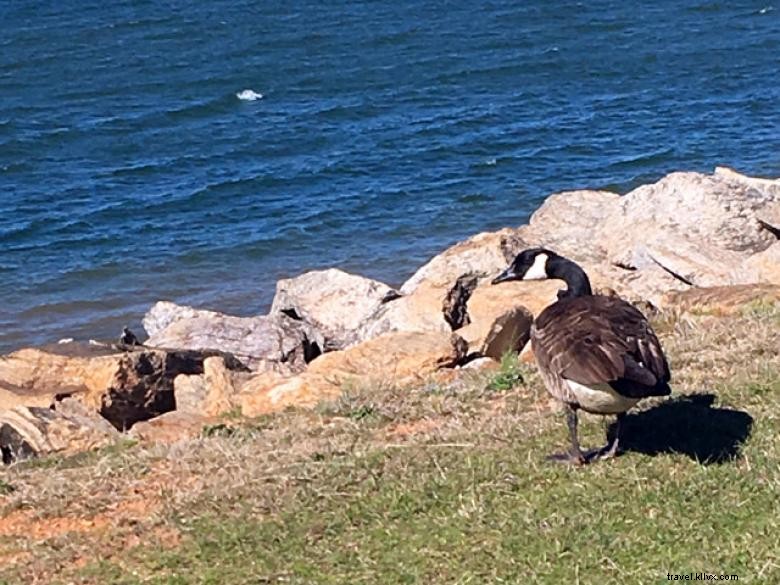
[1,0,778,351]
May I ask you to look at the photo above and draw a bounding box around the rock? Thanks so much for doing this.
[270,269,397,350]
[453,280,557,359]
[598,171,776,258]
[522,189,621,260]
[127,411,211,444]
[401,228,527,294]
[458,306,533,360]
[0,344,120,412]
[143,301,204,338]
[144,302,322,371]
[0,343,242,430]
[742,242,780,285]
[355,230,529,344]
[308,330,467,381]
[614,232,748,288]
[239,373,334,416]
[459,357,500,372]
[467,280,562,319]
[173,357,239,417]
[239,331,468,416]
[352,281,454,343]
[660,284,780,315]
[714,166,780,201]
[0,399,119,463]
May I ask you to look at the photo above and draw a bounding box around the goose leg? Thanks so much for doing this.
[547,404,587,465]
[597,412,624,460]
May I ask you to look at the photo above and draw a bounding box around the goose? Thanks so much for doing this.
[492,248,671,465]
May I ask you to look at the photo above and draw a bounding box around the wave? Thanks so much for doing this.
[236,89,264,101]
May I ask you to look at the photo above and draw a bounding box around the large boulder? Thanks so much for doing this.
[598,171,777,257]
[270,269,398,350]
[353,280,460,343]
[354,229,528,344]
[144,302,322,371]
[239,331,468,416]
[0,344,120,412]
[400,228,527,294]
[0,342,243,430]
[521,189,621,261]
[0,399,119,464]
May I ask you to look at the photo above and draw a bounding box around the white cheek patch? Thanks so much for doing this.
[523,253,548,280]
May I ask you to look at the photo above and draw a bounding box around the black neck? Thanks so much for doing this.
[547,256,592,298]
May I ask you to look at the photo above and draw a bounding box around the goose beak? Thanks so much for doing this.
[491,268,516,285]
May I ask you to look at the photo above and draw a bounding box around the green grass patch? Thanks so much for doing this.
[64,371,779,585]
[485,352,524,392]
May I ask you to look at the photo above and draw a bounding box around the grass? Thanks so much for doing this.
[485,352,525,392]
[0,305,779,584]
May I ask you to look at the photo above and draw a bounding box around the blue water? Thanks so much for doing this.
[1,0,779,351]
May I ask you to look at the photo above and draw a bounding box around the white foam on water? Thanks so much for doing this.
[236,89,264,101]
[758,6,773,13]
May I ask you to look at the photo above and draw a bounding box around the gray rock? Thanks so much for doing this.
[270,268,396,350]
[144,302,323,371]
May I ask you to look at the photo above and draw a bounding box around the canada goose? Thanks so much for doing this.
[492,248,671,464]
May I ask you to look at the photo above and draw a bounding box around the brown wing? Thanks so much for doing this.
[532,295,670,398]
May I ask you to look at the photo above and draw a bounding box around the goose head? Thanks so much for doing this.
[492,248,593,298]
[491,248,556,284]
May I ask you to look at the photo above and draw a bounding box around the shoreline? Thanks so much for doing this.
[2,165,779,355]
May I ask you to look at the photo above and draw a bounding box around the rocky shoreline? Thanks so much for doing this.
[1,167,778,463]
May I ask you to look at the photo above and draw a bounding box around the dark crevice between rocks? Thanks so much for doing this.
[381,289,403,304]
[650,258,695,286]
[613,261,638,272]
[99,349,246,432]
[281,308,302,320]
[758,219,780,239]
[443,274,480,330]
[303,338,323,363]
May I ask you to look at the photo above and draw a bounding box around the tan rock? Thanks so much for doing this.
[239,373,336,416]
[353,281,453,343]
[309,330,467,381]
[0,399,119,463]
[174,357,239,417]
[0,344,120,412]
[128,411,212,444]
[742,243,780,285]
[401,228,527,294]
[239,331,467,416]
[660,284,780,315]
[456,279,556,360]
[270,269,397,350]
[0,343,243,430]
[144,302,322,371]
[467,280,561,319]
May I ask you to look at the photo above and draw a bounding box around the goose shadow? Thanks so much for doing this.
[609,393,753,464]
